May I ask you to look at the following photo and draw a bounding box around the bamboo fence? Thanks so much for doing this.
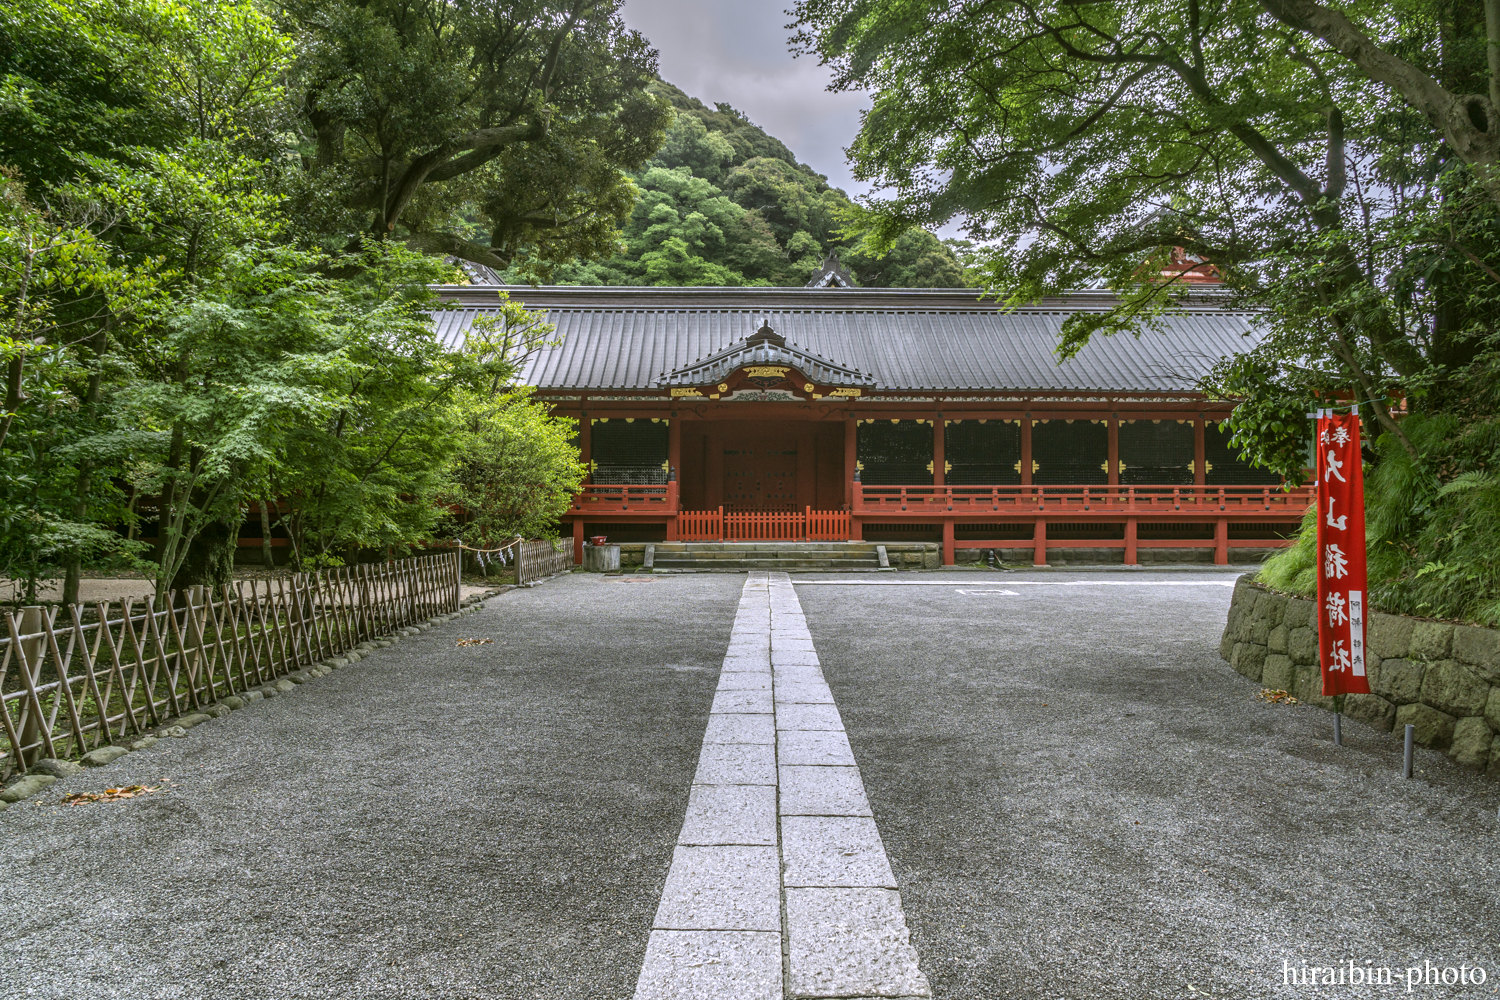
[0,551,461,778]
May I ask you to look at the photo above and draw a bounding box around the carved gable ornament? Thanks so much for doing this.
[657,321,877,400]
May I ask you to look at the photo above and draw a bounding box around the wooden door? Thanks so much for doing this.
[722,432,798,510]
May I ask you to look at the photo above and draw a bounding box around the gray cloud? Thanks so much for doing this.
[620,0,871,197]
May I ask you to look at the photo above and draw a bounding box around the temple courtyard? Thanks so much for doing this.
[2,569,1496,999]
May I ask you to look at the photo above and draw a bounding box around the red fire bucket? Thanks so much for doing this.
[589,535,608,546]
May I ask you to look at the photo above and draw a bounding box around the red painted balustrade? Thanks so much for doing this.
[568,482,678,513]
[852,483,1314,516]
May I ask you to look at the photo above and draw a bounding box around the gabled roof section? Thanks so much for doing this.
[658,320,876,388]
[805,254,855,288]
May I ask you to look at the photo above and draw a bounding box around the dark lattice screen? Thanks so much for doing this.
[1119,420,1194,485]
[591,418,668,484]
[858,420,933,484]
[1204,421,1282,485]
[945,421,1022,484]
[1032,420,1107,485]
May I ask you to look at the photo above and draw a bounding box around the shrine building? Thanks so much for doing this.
[433,265,1312,566]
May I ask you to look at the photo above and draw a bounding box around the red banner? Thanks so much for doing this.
[1316,410,1371,696]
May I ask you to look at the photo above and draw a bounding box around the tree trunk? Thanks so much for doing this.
[259,501,275,569]
[168,516,239,593]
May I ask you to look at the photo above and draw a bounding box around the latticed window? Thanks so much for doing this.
[945,420,1021,484]
[1119,420,1194,485]
[591,419,668,484]
[857,420,933,484]
[1032,420,1107,484]
[1204,422,1281,485]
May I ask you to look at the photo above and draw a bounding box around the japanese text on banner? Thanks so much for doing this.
[1315,410,1370,697]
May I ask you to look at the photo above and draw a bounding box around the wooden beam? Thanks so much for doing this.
[1021,415,1033,486]
[933,414,945,486]
[1108,415,1120,486]
[844,416,857,509]
[579,412,592,482]
[1194,415,1207,487]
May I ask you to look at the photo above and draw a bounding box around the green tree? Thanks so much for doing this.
[282,0,670,276]
[445,390,584,549]
[792,0,1500,620]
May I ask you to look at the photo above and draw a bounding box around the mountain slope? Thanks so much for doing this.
[503,80,970,287]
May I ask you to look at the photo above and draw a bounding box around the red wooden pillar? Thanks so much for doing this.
[1194,415,1207,487]
[572,519,584,565]
[1032,518,1047,566]
[942,519,955,566]
[844,416,857,509]
[1020,415,1033,486]
[933,415,945,487]
[1107,415,1119,487]
[1125,516,1138,565]
[1214,518,1229,565]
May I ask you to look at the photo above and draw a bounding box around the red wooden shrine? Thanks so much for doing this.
[434,280,1313,566]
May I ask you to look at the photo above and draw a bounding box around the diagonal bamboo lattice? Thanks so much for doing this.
[0,551,461,778]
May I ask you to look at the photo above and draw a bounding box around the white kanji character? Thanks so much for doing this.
[1324,543,1349,580]
[1325,496,1347,531]
[1331,425,1351,446]
[1324,450,1346,483]
[1319,428,1330,445]
[1325,591,1348,627]
[1330,640,1351,673]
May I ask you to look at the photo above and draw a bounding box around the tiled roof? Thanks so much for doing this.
[429,286,1259,394]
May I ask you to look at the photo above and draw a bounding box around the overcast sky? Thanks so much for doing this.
[619,0,871,198]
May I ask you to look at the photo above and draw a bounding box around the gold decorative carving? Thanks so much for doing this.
[670,388,704,397]
[829,387,862,397]
[744,366,789,379]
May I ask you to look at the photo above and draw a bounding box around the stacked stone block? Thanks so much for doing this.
[1221,575,1500,777]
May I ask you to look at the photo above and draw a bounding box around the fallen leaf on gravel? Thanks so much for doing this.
[455,637,492,647]
[1258,688,1299,705]
[61,785,157,805]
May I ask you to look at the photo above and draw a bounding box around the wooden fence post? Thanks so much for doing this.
[17,606,45,767]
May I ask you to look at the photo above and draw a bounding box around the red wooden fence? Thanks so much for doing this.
[678,508,851,542]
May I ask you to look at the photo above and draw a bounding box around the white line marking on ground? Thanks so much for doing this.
[955,589,1021,595]
[634,572,931,1000]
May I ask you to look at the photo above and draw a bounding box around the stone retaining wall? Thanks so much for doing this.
[1221,575,1500,776]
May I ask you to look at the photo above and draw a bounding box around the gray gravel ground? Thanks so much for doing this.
[796,570,1500,1000]
[0,574,740,1000]
[6,568,1500,1000]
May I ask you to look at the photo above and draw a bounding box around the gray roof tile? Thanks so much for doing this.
[431,286,1259,393]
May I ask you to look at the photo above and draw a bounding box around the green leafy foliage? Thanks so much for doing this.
[522,79,969,287]
[281,0,669,276]
[1,0,588,603]
[793,0,1500,621]
[443,390,585,546]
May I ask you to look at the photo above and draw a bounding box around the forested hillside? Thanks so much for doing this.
[507,81,970,287]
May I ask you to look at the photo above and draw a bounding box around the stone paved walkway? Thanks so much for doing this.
[2,569,1498,999]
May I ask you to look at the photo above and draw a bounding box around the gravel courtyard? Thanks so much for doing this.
[2,568,1496,999]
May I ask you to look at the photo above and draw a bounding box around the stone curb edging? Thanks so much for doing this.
[0,589,508,812]
[1221,574,1500,777]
